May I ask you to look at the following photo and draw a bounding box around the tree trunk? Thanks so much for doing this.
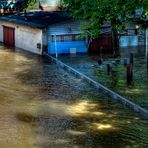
[145,28,148,76]
[111,19,120,58]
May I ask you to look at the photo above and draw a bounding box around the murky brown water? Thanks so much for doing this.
[0,45,148,148]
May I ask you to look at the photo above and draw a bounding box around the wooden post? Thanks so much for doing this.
[124,58,129,67]
[127,64,133,86]
[100,46,103,59]
[107,64,112,75]
[146,29,148,76]
[98,58,103,66]
[130,53,134,65]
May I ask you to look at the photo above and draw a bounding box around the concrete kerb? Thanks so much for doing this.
[44,53,148,118]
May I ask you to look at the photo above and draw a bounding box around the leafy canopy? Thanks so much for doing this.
[62,0,148,37]
[0,0,37,12]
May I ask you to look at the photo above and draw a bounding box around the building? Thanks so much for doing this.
[119,23,145,47]
[0,11,88,55]
[39,0,61,11]
[47,20,88,55]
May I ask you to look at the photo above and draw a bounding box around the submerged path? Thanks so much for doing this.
[0,46,148,148]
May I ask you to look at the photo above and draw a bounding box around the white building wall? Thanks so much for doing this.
[0,21,43,55]
[15,27,43,55]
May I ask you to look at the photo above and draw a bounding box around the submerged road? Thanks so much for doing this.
[0,45,148,148]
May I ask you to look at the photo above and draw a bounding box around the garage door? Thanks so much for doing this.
[3,26,15,47]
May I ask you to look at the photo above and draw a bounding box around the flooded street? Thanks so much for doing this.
[0,45,148,148]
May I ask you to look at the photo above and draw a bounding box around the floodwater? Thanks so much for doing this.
[0,46,148,148]
[58,46,148,110]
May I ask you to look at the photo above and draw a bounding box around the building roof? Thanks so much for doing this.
[0,11,72,29]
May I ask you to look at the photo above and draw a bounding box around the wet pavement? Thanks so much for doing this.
[0,45,148,148]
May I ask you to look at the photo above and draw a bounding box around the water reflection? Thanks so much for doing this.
[0,46,148,148]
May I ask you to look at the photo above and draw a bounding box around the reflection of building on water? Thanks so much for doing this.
[120,46,145,57]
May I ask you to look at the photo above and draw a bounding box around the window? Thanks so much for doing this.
[56,35,62,42]
[128,30,136,36]
[64,35,72,41]
[50,35,64,42]
[50,34,85,42]
[50,35,54,42]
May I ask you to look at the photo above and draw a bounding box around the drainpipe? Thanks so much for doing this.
[24,10,27,20]
[54,34,58,58]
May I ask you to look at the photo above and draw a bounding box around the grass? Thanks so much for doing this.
[93,57,148,110]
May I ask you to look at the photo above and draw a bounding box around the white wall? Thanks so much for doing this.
[16,27,43,55]
[0,21,43,55]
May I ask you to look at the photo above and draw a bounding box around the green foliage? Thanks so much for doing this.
[93,57,148,110]
[16,0,37,11]
[0,0,37,13]
[26,0,39,10]
[62,0,148,38]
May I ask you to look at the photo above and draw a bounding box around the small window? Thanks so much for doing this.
[61,35,64,42]
[128,30,135,36]
[64,35,72,41]
[51,35,64,42]
[50,35,54,42]
[135,29,138,35]
[56,35,62,42]
[72,34,75,41]
[50,34,85,42]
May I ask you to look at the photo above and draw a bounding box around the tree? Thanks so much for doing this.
[16,0,36,11]
[0,0,36,14]
[62,0,148,57]
[0,0,14,14]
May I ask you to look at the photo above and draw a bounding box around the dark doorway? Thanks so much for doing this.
[3,26,15,47]
[89,34,113,54]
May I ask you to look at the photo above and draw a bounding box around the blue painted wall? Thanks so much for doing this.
[48,41,88,54]
[47,20,88,55]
